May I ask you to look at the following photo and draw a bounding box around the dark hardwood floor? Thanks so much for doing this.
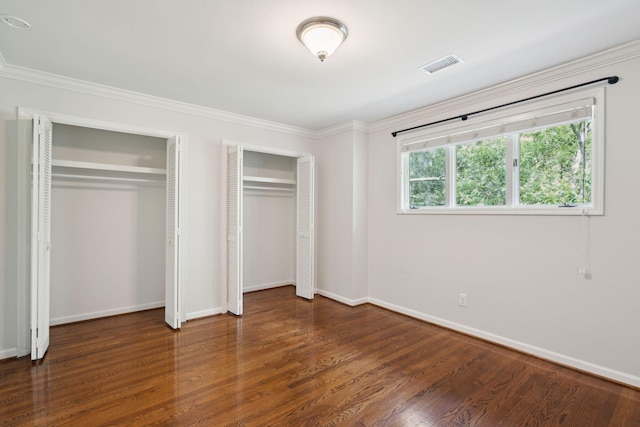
[1,286,639,426]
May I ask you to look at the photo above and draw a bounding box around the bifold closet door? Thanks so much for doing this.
[227,145,243,315]
[165,136,182,329]
[28,118,184,349]
[30,115,52,361]
[296,156,315,300]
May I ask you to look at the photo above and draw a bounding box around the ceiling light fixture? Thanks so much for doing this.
[296,17,347,62]
[0,15,31,29]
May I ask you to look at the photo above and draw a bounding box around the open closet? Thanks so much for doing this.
[27,113,185,361]
[50,123,167,324]
[226,145,314,315]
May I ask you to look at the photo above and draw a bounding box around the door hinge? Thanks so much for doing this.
[513,159,518,167]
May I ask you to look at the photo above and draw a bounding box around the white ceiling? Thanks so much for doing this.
[1,0,640,130]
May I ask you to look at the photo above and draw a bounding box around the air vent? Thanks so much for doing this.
[419,54,463,75]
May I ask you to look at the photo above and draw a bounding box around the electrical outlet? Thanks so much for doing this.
[459,293,468,307]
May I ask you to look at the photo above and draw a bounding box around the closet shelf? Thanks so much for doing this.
[52,159,167,175]
[243,185,294,192]
[243,175,296,185]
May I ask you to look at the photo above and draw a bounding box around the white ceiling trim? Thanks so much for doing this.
[0,60,316,139]
[314,120,370,139]
[370,39,640,135]
[0,56,372,140]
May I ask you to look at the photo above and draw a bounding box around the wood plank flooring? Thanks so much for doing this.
[1,286,639,426]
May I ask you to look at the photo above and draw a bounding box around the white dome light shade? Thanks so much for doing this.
[296,17,348,62]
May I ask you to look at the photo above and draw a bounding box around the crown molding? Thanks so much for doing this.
[314,120,370,139]
[369,39,640,135]
[0,60,316,138]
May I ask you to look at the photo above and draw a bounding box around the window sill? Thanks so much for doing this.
[398,205,602,216]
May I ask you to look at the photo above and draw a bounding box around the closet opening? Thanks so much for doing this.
[20,109,186,361]
[50,123,168,327]
[225,143,315,316]
[243,151,296,293]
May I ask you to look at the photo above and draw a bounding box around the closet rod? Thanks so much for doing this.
[52,173,165,184]
[391,76,619,137]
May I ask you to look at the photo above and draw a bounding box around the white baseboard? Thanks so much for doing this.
[316,289,369,306]
[243,280,294,293]
[368,297,640,389]
[0,347,18,361]
[186,307,225,320]
[50,301,165,326]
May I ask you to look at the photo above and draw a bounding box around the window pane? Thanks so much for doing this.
[519,120,592,206]
[409,148,446,207]
[456,137,507,206]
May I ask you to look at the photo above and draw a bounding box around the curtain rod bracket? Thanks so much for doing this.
[391,75,619,138]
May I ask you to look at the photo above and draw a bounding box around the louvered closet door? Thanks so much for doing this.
[30,115,52,360]
[296,156,315,300]
[165,136,182,329]
[227,145,243,315]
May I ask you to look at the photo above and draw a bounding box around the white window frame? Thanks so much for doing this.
[397,86,606,215]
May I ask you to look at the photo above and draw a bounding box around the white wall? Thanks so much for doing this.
[0,74,318,356]
[243,189,295,291]
[367,44,640,387]
[1,113,31,358]
[317,131,353,299]
[316,125,368,303]
[0,106,11,359]
[50,179,166,324]
[351,129,369,300]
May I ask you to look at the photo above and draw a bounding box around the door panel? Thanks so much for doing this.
[165,136,182,329]
[30,115,52,360]
[296,156,314,300]
[227,145,243,315]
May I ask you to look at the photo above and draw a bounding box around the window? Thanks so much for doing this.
[399,88,604,215]
[456,137,507,207]
[408,147,446,207]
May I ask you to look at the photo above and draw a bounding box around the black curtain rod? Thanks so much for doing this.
[391,76,619,138]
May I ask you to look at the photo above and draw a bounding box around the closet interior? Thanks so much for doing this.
[49,123,168,325]
[242,150,297,293]
[226,145,314,316]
